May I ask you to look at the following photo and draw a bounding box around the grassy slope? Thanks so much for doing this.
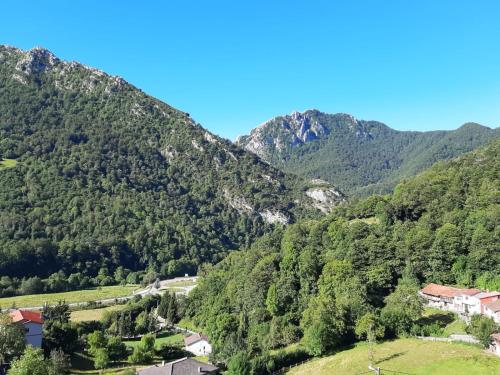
[70,304,128,322]
[0,158,17,169]
[0,285,137,309]
[288,339,500,375]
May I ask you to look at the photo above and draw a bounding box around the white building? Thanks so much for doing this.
[466,291,500,316]
[9,310,44,347]
[184,333,212,356]
[484,300,500,324]
[419,283,461,311]
[453,289,481,316]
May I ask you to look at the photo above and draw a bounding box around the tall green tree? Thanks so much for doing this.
[8,347,49,375]
[381,275,423,336]
[0,313,25,365]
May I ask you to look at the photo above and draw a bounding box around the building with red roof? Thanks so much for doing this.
[484,300,500,324]
[419,283,464,311]
[9,310,44,348]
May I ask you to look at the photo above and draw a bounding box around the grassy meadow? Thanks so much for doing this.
[288,338,500,375]
[0,285,137,309]
[70,304,128,322]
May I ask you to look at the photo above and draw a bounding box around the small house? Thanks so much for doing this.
[484,300,500,324]
[184,333,212,356]
[467,291,500,316]
[137,357,219,375]
[9,310,44,348]
[453,288,480,315]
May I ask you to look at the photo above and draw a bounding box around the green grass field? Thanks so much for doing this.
[0,285,137,309]
[176,318,200,332]
[288,338,500,375]
[124,332,185,349]
[70,304,128,322]
[0,158,17,170]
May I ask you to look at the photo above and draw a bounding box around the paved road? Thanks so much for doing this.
[3,276,199,312]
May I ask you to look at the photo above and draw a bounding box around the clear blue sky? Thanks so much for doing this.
[1,1,499,139]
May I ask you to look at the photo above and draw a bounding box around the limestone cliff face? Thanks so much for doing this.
[235,110,373,160]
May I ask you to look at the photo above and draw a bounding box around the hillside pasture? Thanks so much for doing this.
[288,338,500,375]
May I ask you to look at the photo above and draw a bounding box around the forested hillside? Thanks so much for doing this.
[0,46,344,296]
[236,110,499,196]
[187,140,499,369]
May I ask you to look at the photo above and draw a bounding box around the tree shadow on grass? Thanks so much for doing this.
[375,351,407,364]
[417,313,455,327]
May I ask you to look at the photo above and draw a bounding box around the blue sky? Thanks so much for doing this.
[1,1,499,139]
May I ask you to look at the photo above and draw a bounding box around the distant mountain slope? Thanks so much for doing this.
[236,110,499,196]
[0,46,344,283]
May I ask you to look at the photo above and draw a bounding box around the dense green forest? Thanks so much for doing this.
[236,110,499,196]
[0,46,342,296]
[187,140,499,369]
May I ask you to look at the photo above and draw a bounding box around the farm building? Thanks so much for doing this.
[9,310,44,348]
[184,332,212,356]
[137,357,219,374]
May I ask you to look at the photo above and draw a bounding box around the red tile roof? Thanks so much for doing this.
[420,283,482,298]
[420,283,461,298]
[475,291,500,299]
[485,299,500,313]
[460,288,481,296]
[9,310,44,324]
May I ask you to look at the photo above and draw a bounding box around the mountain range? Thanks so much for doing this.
[0,46,343,282]
[236,110,499,196]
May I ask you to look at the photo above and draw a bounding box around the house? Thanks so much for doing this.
[9,310,44,347]
[453,288,481,315]
[490,333,500,357]
[484,299,500,324]
[467,291,500,316]
[419,283,462,311]
[184,333,212,356]
[137,357,219,375]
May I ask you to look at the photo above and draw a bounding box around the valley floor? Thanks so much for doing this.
[288,338,500,375]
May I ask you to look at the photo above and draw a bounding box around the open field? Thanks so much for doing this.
[0,285,137,309]
[124,332,185,349]
[0,158,17,170]
[288,338,500,375]
[70,304,128,322]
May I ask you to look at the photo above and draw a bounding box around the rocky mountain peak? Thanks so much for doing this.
[15,46,60,76]
[235,110,375,160]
